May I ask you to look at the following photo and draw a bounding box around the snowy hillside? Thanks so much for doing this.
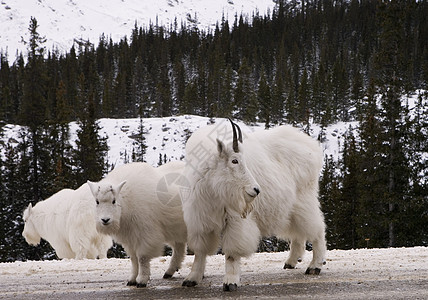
[2,92,423,168]
[1,115,356,169]
[0,0,276,58]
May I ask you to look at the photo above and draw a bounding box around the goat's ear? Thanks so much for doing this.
[27,203,33,213]
[115,181,126,194]
[87,181,98,197]
[217,138,227,158]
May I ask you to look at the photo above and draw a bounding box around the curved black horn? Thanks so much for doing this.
[228,118,240,153]
[236,122,243,143]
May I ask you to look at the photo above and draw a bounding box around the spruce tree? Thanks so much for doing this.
[372,1,412,247]
[73,74,108,186]
[258,67,272,128]
[219,64,234,118]
[132,114,147,163]
[356,80,387,248]
[48,80,74,192]
[18,17,49,203]
[234,58,257,123]
[318,155,341,250]
[338,127,360,249]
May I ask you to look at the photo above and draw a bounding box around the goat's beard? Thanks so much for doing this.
[96,221,120,235]
[213,183,256,218]
[241,202,254,218]
[241,190,257,218]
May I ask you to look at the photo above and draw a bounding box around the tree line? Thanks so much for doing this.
[0,0,427,261]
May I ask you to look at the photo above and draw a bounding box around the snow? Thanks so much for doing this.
[0,0,276,60]
[80,115,356,168]
[1,90,424,174]
[0,247,427,298]
[1,114,352,168]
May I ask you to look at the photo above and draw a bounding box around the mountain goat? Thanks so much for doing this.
[22,186,113,259]
[88,161,187,288]
[181,119,326,291]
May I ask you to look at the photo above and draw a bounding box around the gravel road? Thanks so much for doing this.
[1,247,427,299]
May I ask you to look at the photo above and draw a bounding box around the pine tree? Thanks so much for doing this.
[331,56,350,121]
[271,59,285,124]
[0,144,6,261]
[219,64,234,117]
[297,68,310,126]
[3,138,54,261]
[338,127,360,249]
[372,1,412,247]
[18,17,49,203]
[258,67,272,128]
[48,80,74,192]
[1,143,22,261]
[401,90,428,246]
[234,58,257,123]
[158,153,163,167]
[0,54,13,123]
[132,116,147,163]
[73,74,108,186]
[356,80,387,248]
[318,155,341,250]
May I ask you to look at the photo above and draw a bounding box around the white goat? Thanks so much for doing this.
[22,186,113,259]
[181,119,326,291]
[88,161,187,287]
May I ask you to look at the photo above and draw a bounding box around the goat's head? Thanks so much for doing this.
[22,203,41,246]
[88,180,126,235]
[210,119,260,214]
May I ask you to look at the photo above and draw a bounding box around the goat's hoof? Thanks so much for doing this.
[305,267,321,275]
[163,273,173,279]
[182,280,198,287]
[223,283,238,292]
[283,263,295,269]
[126,281,137,286]
[136,283,147,288]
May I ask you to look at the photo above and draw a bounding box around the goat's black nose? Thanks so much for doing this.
[254,187,260,195]
[101,218,110,225]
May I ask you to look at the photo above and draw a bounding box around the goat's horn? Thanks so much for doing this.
[236,122,242,143]
[228,118,239,153]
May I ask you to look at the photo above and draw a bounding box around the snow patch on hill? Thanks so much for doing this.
[0,0,276,59]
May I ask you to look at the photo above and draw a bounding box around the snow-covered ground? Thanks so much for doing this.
[0,247,427,299]
[1,115,355,169]
[0,0,276,60]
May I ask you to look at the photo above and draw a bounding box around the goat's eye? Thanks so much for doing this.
[231,159,239,164]
[96,200,99,205]
[112,199,116,205]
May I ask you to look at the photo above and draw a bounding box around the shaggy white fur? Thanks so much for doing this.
[22,186,113,260]
[88,161,187,288]
[181,119,326,291]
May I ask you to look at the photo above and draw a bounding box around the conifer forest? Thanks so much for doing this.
[0,0,427,262]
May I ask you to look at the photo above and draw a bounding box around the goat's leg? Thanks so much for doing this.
[183,230,219,287]
[305,232,327,275]
[136,255,151,287]
[284,238,306,269]
[182,253,207,287]
[221,215,260,291]
[223,255,241,291]
[164,242,186,278]
[126,254,138,286]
